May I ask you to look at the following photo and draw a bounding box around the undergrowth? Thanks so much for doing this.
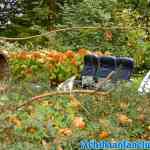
[0,78,150,150]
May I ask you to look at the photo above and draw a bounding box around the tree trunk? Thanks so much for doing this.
[47,0,56,31]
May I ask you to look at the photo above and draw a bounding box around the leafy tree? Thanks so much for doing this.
[0,0,58,37]
[56,0,131,51]
[0,0,19,27]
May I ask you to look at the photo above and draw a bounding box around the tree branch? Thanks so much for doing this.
[0,26,144,41]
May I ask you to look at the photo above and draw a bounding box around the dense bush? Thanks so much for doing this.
[8,49,112,84]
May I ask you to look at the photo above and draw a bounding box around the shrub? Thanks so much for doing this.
[8,49,112,84]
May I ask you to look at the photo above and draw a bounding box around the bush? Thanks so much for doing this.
[8,49,112,84]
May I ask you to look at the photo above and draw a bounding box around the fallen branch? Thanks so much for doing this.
[15,90,109,110]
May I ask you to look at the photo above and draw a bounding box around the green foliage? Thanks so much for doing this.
[9,50,83,84]
[1,0,150,72]
[0,78,150,149]
[2,1,150,149]
[56,0,116,50]
[61,0,115,26]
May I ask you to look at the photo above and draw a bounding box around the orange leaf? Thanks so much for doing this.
[65,50,75,58]
[78,48,88,56]
[105,31,112,41]
[24,68,33,75]
[99,131,109,139]
[31,52,42,59]
[72,117,86,129]
[138,114,145,123]
[8,116,21,128]
[71,58,77,65]
[59,128,72,136]
[27,127,37,134]
[17,51,29,60]
[117,114,132,125]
